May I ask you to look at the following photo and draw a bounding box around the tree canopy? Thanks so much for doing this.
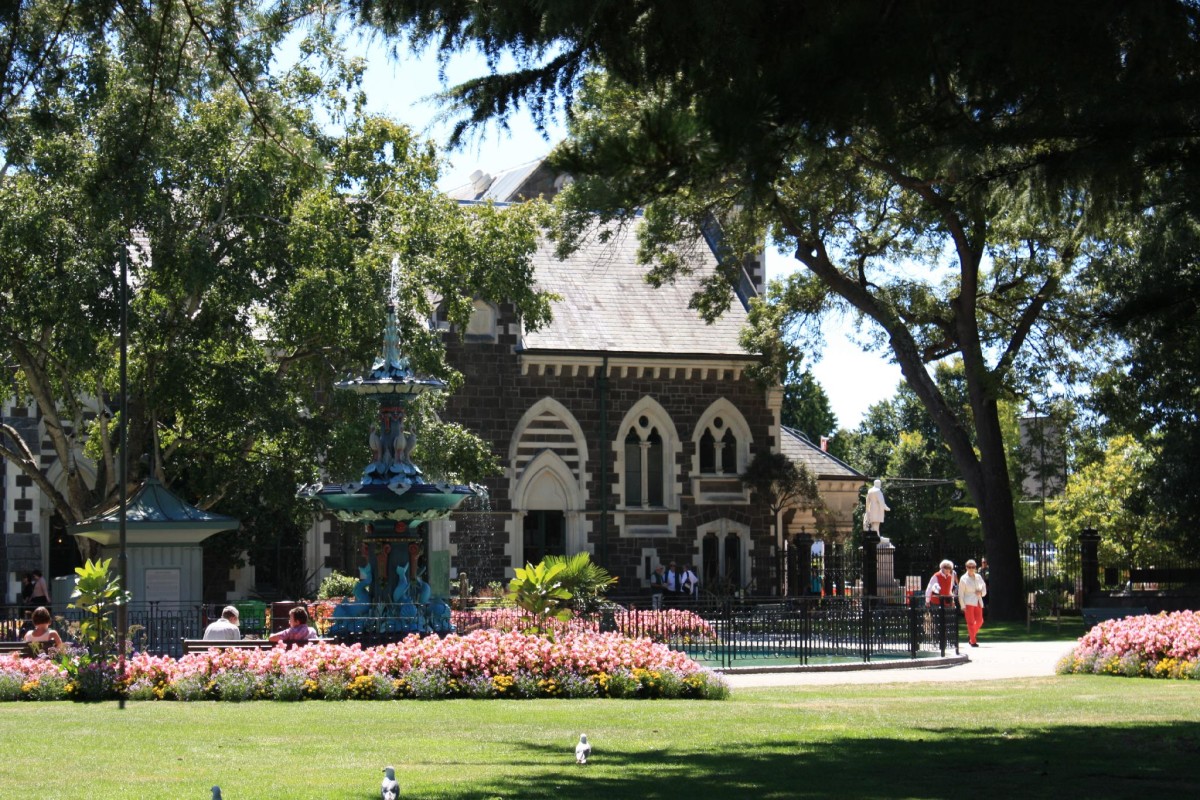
[349,0,1200,619]
[1091,193,1200,555]
[1,2,551,594]
[1050,434,1171,569]
[779,367,837,448]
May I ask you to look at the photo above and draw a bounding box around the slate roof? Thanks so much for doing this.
[780,426,864,480]
[451,156,753,358]
[447,159,553,203]
[521,221,751,357]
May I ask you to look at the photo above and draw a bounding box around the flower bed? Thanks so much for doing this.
[450,607,717,643]
[1056,610,1200,679]
[0,630,728,701]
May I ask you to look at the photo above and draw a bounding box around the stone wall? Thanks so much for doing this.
[439,325,778,595]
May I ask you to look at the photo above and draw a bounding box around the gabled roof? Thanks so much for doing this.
[780,426,864,480]
[521,221,751,357]
[452,156,756,359]
[447,159,559,203]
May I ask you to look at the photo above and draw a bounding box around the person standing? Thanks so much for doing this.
[203,606,242,640]
[20,573,34,610]
[649,564,666,609]
[924,560,958,608]
[28,569,51,608]
[958,560,987,647]
[681,565,700,602]
[664,562,683,606]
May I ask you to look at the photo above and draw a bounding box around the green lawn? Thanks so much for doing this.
[969,616,1088,642]
[2,675,1196,799]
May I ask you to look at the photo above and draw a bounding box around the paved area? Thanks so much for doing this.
[721,640,1075,687]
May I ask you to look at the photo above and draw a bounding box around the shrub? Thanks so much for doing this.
[459,673,497,699]
[558,671,599,699]
[214,670,261,702]
[171,675,213,702]
[66,659,119,702]
[25,673,68,701]
[8,630,722,702]
[270,669,310,702]
[317,572,358,600]
[603,670,641,698]
[317,673,348,701]
[126,679,160,702]
[407,669,456,700]
[0,670,25,701]
[512,670,542,699]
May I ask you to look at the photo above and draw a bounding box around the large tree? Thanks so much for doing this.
[1050,434,1173,570]
[779,366,836,447]
[350,0,1200,619]
[1091,196,1200,556]
[0,3,550,592]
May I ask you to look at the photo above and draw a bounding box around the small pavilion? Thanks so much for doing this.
[69,478,239,606]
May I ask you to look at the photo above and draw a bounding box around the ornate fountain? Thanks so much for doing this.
[299,299,476,638]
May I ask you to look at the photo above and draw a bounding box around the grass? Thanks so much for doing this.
[969,616,1088,642]
[1,675,1196,799]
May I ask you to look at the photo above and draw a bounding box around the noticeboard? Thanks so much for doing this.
[143,568,181,604]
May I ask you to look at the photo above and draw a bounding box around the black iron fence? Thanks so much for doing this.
[601,597,959,668]
[769,538,1087,612]
[2,603,210,658]
[3,595,959,667]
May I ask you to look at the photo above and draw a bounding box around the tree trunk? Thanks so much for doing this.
[886,328,1027,621]
[974,444,1025,621]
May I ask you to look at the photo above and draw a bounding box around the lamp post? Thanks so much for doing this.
[117,244,128,710]
[1034,407,1049,596]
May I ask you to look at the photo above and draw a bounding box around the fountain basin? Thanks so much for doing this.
[299,481,476,523]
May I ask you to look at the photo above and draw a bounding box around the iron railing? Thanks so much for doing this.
[2,603,208,658]
[3,596,959,667]
[600,596,959,668]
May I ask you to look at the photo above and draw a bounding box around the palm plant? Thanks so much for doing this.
[542,552,618,613]
[507,561,572,636]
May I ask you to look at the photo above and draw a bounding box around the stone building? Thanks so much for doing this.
[0,399,95,604]
[426,160,864,597]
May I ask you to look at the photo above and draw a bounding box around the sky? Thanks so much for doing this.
[346,35,903,429]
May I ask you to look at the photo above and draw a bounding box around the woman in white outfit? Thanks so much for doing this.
[958,559,987,647]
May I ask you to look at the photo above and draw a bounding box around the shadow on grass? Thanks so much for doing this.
[440,722,1200,800]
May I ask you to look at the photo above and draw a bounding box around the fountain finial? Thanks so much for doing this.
[335,299,445,397]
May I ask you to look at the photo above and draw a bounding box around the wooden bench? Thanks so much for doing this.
[181,639,275,655]
[1082,607,1150,629]
[0,641,58,657]
[181,638,328,655]
[0,641,32,656]
[1128,568,1200,586]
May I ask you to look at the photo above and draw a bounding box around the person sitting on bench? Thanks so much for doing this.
[203,606,241,640]
[269,606,314,645]
[23,606,63,652]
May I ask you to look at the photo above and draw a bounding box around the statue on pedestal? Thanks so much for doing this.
[864,479,890,532]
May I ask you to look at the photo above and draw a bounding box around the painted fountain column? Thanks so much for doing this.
[299,300,475,638]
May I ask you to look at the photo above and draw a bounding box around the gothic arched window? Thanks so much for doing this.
[624,416,666,507]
